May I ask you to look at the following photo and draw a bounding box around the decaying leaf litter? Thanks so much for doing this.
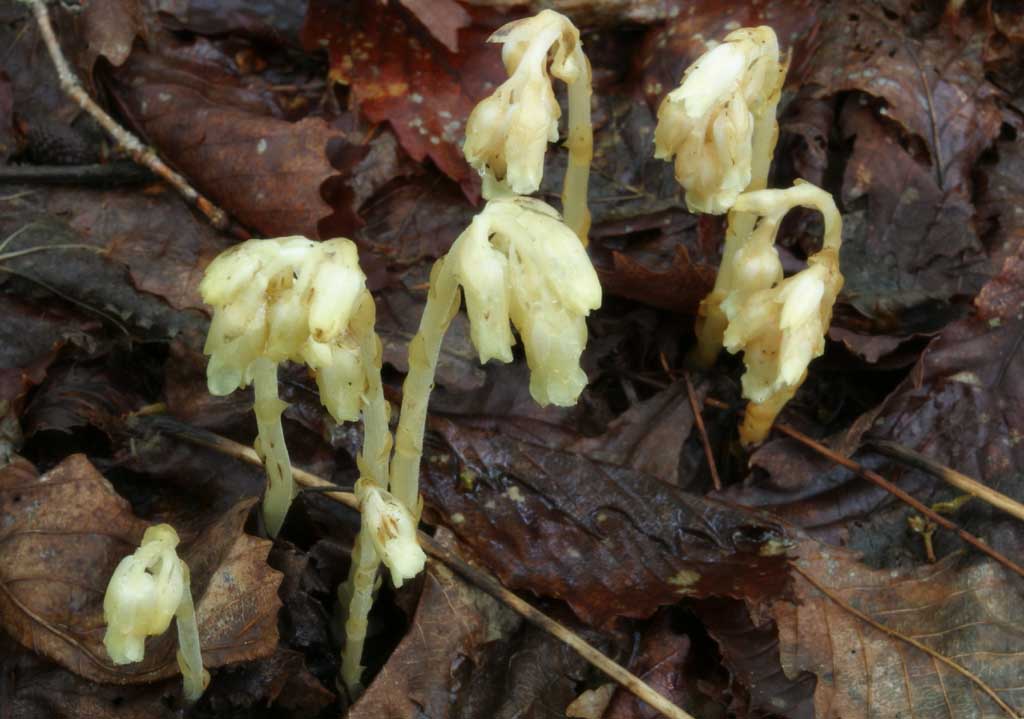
[1,0,1023,717]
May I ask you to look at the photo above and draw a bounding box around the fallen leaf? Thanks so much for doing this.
[693,599,816,719]
[806,0,1001,195]
[399,0,471,53]
[301,0,506,197]
[0,455,282,685]
[0,216,208,341]
[106,37,360,238]
[773,540,1024,718]
[350,560,520,718]
[570,378,695,486]
[41,186,235,313]
[0,633,181,719]
[604,610,701,719]
[421,417,793,628]
[838,102,988,324]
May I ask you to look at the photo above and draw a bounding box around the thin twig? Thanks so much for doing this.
[418,534,696,719]
[682,371,721,490]
[139,414,696,719]
[774,423,1024,579]
[695,397,1024,579]
[791,563,1020,718]
[0,161,154,186]
[870,440,1024,524]
[23,0,248,240]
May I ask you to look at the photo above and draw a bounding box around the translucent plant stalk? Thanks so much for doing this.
[692,105,781,368]
[200,237,374,537]
[338,295,419,695]
[251,357,293,537]
[651,26,787,367]
[563,59,593,242]
[174,564,210,703]
[390,196,600,532]
[390,259,461,515]
[718,182,844,445]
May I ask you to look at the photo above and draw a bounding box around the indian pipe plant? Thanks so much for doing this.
[102,524,209,703]
[97,10,847,705]
[655,26,844,445]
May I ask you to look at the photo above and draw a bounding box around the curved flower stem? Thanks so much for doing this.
[691,109,779,369]
[389,258,462,514]
[339,513,380,695]
[562,53,593,244]
[339,313,394,695]
[174,565,209,703]
[252,358,293,538]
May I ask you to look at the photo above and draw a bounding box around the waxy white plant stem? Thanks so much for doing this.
[390,259,461,515]
[251,357,293,538]
[175,566,209,703]
[339,322,394,695]
[563,68,594,243]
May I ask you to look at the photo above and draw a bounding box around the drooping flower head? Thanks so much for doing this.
[103,524,185,665]
[359,483,427,588]
[448,196,602,406]
[718,182,844,443]
[464,9,589,197]
[200,237,374,423]
[654,27,786,214]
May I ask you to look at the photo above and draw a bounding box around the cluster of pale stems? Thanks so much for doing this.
[101,14,842,702]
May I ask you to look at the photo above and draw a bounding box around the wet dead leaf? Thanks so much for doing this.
[421,418,793,628]
[0,455,282,685]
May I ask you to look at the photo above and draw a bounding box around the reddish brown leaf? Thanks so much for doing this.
[0,455,282,685]
[421,418,792,628]
[107,41,360,238]
[604,611,701,719]
[301,0,505,196]
[399,0,471,53]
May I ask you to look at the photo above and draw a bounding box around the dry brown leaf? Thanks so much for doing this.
[0,454,282,685]
[771,540,1024,718]
[350,561,519,717]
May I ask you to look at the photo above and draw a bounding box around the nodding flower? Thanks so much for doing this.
[654,26,786,215]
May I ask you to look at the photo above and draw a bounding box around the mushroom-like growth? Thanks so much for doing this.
[390,195,601,516]
[200,237,376,537]
[464,9,593,241]
[103,524,209,702]
[654,26,786,215]
[718,182,844,445]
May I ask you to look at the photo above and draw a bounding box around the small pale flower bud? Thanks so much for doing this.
[654,27,785,214]
[361,486,426,588]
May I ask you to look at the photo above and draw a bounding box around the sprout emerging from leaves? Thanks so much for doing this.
[103,524,209,702]
[359,482,426,587]
[654,26,786,214]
